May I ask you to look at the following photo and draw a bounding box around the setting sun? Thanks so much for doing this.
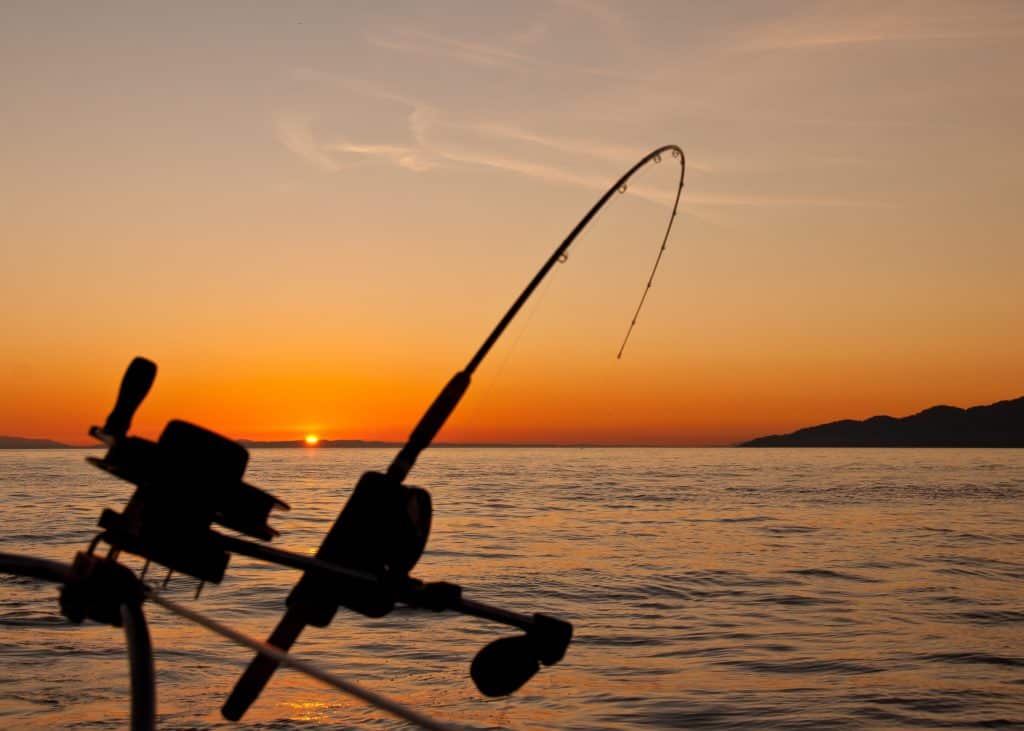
[304,434,319,446]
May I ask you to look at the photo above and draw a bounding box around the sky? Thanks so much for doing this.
[2,1,1023,446]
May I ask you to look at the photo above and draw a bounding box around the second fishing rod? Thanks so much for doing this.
[223,144,686,720]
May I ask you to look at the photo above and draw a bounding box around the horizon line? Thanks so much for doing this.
[0,437,739,449]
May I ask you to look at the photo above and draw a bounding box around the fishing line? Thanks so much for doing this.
[615,151,682,358]
[463,148,684,427]
[617,178,679,359]
[462,146,685,379]
[147,589,464,731]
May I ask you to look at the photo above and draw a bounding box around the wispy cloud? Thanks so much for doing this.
[554,0,630,45]
[274,114,342,172]
[471,124,715,174]
[439,146,614,191]
[366,27,537,70]
[283,69,707,171]
[467,123,642,165]
[323,141,436,172]
[275,70,885,212]
[556,0,624,31]
[365,26,655,82]
[734,1,1024,52]
[290,67,421,107]
[682,192,892,208]
[397,103,625,190]
[273,97,659,197]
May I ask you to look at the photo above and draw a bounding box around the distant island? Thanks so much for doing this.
[740,396,1024,447]
[0,436,74,449]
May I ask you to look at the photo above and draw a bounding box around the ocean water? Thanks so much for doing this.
[0,447,1022,729]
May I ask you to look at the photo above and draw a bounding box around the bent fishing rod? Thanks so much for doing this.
[224,144,686,719]
[0,144,684,730]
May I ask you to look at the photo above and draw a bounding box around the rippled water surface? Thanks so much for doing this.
[1,448,1022,729]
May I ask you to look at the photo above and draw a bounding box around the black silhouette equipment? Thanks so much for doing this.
[0,145,685,730]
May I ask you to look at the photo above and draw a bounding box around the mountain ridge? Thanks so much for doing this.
[740,396,1024,447]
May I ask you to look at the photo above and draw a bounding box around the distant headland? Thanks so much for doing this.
[740,396,1024,447]
[0,436,75,449]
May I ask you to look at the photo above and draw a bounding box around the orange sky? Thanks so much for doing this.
[3,2,1023,445]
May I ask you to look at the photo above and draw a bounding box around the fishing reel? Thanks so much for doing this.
[86,357,288,583]
[86,359,572,717]
[286,469,432,620]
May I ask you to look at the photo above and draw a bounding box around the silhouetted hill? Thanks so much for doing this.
[740,397,1024,447]
[0,436,72,449]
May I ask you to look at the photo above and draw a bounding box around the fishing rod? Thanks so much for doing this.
[0,144,685,729]
[224,144,686,719]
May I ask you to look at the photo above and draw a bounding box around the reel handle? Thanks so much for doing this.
[103,357,157,437]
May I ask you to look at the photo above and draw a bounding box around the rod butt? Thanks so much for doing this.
[221,609,306,720]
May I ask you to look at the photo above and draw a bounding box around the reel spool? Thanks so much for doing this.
[87,357,288,583]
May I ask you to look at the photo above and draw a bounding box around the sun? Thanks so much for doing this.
[304,434,320,446]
